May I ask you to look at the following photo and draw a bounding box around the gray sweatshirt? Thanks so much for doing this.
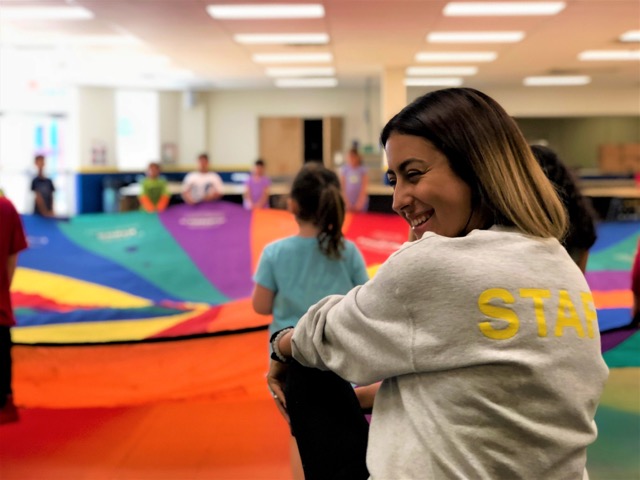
[291,226,609,480]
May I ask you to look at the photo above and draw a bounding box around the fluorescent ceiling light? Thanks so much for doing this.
[415,51,497,62]
[206,4,324,19]
[404,77,464,87]
[524,75,591,86]
[252,52,333,63]
[428,31,524,43]
[579,50,640,61]
[443,2,565,16]
[266,67,335,77]
[406,66,478,76]
[0,32,140,47]
[619,31,640,43]
[234,33,329,45]
[275,78,337,88]
[0,6,95,20]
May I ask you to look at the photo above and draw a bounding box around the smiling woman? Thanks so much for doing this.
[267,88,609,480]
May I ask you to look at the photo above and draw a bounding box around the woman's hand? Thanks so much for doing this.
[267,359,290,422]
[354,382,381,410]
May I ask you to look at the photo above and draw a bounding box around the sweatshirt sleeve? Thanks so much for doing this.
[291,247,418,386]
[346,241,369,286]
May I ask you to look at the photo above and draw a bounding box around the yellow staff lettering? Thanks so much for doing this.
[478,288,519,340]
[554,290,585,338]
[519,288,551,337]
[580,292,597,339]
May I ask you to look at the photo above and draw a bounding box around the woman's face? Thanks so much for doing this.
[385,133,476,239]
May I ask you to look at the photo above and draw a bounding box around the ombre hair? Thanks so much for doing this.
[380,88,567,240]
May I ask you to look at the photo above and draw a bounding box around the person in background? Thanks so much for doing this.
[531,144,598,273]
[181,153,224,205]
[243,159,271,210]
[252,162,369,480]
[340,148,369,212]
[631,239,640,328]
[0,196,28,425]
[267,88,608,480]
[31,154,55,217]
[139,162,170,213]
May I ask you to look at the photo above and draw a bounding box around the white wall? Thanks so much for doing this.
[74,87,116,168]
[206,87,381,169]
[409,85,640,117]
[159,91,181,164]
[179,91,208,166]
[207,85,639,170]
[70,84,639,172]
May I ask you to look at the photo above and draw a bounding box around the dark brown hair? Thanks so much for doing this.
[381,88,567,240]
[291,162,346,259]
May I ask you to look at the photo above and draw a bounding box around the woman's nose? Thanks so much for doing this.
[391,183,410,214]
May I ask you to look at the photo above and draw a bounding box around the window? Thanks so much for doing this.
[115,90,159,170]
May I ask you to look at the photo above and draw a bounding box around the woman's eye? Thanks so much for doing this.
[387,178,397,187]
[407,170,423,180]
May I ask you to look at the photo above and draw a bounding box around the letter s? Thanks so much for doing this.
[478,288,519,340]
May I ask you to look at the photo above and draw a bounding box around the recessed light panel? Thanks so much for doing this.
[404,77,464,87]
[275,78,337,88]
[579,50,640,61]
[406,66,478,76]
[443,2,565,16]
[0,33,140,47]
[265,67,335,77]
[619,31,640,43]
[428,31,524,43]
[0,6,95,20]
[524,75,591,86]
[234,33,329,45]
[252,53,333,63]
[207,4,324,19]
[415,52,497,62]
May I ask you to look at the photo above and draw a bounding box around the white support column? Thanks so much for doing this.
[380,68,407,167]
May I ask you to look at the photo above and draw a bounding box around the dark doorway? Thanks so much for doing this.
[304,119,323,163]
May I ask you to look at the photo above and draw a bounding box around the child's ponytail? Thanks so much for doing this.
[317,182,345,259]
[290,162,346,259]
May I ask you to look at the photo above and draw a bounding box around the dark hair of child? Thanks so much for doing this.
[290,162,346,259]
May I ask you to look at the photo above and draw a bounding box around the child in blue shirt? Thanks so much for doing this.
[252,161,368,479]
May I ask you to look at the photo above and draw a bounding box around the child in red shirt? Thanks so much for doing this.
[0,197,28,424]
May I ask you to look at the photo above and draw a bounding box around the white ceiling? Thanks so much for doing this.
[0,0,639,91]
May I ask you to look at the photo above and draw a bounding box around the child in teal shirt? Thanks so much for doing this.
[252,162,368,479]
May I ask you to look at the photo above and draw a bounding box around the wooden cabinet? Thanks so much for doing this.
[259,116,343,177]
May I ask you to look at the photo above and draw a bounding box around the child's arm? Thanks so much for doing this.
[34,191,54,216]
[252,283,275,315]
[243,184,253,209]
[139,195,156,212]
[156,193,170,212]
[339,172,352,210]
[354,173,369,212]
[256,185,270,208]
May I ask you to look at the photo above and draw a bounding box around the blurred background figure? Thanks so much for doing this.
[139,162,170,213]
[340,148,369,213]
[31,155,55,217]
[0,196,28,425]
[531,144,598,273]
[244,159,271,210]
[631,240,640,328]
[181,153,224,205]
